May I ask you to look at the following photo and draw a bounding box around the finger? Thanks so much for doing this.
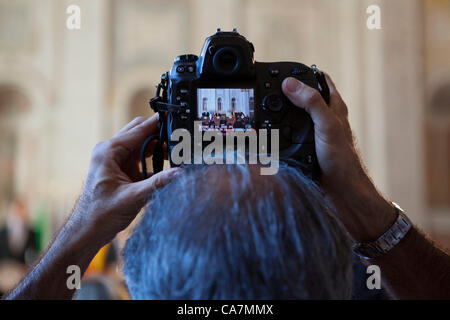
[163,143,169,160]
[111,114,160,152]
[323,73,348,118]
[122,157,143,182]
[128,137,158,165]
[114,116,149,137]
[128,167,182,202]
[282,77,337,132]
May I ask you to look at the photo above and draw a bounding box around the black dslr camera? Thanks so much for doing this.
[143,29,329,178]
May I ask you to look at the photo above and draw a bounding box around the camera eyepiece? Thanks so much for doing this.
[212,46,241,75]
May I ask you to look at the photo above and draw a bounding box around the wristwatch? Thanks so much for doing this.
[353,202,412,260]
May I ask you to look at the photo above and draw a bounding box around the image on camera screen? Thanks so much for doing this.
[197,88,255,133]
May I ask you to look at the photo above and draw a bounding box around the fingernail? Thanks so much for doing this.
[169,167,182,177]
[284,77,301,93]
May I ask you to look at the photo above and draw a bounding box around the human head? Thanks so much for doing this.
[123,163,352,299]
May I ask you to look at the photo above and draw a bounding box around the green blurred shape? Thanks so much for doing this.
[33,203,51,252]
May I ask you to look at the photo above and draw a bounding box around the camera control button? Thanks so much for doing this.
[262,94,283,112]
[175,54,198,63]
[269,69,279,77]
[291,68,306,75]
[187,65,195,73]
[264,82,271,89]
[178,87,189,96]
[261,120,272,129]
[176,65,185,73]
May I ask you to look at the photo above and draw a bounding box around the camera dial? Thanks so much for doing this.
[175,54,198,63]
[263,94,283,112]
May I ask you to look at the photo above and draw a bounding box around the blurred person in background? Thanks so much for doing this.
[0,199,39,297]
[0,199,38,265]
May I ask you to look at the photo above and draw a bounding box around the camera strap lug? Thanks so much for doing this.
[141,72,173,177]
[149,72,183,113]
[311,64,330,105]
[149,98,182,113]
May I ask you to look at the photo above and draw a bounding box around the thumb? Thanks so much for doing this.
[282,77,336,131]
[128,167,182,202]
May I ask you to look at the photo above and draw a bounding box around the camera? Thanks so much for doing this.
[145,29,330,178]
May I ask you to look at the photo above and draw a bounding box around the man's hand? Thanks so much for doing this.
[282,76,396,242]
[282,75,450,299]
[5,115,180,299]
[73,114,181,245]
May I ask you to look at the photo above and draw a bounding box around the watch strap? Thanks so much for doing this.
[353,202,412,260]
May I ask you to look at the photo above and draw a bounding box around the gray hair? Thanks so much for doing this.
[123,163,352,299]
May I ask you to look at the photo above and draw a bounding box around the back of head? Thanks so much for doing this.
[123,163,352,299]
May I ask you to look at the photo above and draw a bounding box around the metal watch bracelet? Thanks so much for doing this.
[353,202,412,260]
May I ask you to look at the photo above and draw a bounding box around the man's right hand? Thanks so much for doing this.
[282,75,396,242]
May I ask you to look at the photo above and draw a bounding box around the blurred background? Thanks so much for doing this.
[0,0,449,299]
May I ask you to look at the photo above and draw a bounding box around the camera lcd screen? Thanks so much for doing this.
[197,88,255,132]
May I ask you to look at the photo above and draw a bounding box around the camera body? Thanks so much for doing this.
[149,29,330,178]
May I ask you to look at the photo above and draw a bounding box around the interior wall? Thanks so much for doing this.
[0,0,446,239]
